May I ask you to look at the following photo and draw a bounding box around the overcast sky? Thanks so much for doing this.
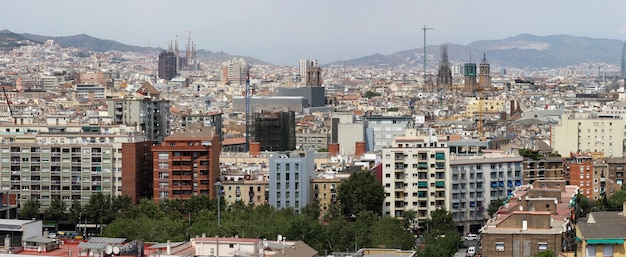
[4,0,626,65]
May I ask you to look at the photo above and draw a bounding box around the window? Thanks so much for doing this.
[538,242,547,252]
[495,242,505,252]
[603,245,613,257]
[158,152,168,159]
[158,162,169,169]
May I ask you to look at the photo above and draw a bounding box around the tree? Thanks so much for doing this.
[400,210,417,230]
[487,198,505,218]
[364,91,381,99]
[575,194,592,219]
[84,193,112,234]
[337,171,385,216]
[19,198,40,220]
[417,208,460,257]
[606,189,626,211]
[425,208,456,235]
[44,198,66,230]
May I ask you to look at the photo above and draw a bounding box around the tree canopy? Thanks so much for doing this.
[337,171,385,216]
[102,197,415,254]
[19,198,40,220]
[416,208,460,257]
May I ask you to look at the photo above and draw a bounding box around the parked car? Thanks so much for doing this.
[47,233,56,239]
[464,233,478,241]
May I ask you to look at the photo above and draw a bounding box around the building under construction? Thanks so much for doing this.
[251,111,296,151]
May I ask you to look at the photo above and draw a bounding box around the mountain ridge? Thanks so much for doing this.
[329,34,624,69]
[1,31,623,68]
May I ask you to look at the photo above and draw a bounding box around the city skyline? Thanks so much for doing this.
[4,0,626,65]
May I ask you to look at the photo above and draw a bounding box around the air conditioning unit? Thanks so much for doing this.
[496,248,505,252]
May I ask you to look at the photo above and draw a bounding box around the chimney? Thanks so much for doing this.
[328,143,339,156]
[250,142,261,157]
[166,240,171,255]
[355,141,366,156]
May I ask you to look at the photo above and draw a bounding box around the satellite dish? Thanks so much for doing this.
[105,245,113,255]
[277,235,283,242]
[519,206,523,211]
[262,239,268,248]
[113,246,120,255]
[554,199,558,205]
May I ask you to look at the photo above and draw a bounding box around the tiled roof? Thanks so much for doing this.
[578,212,626,239]
[269,241,317,257]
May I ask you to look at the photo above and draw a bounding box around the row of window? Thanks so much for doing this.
[493,242,549,253]
[275,172,300,181]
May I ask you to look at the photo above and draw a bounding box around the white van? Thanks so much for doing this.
[465,233,478,241]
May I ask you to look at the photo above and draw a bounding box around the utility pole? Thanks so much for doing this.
[422,25,434,77]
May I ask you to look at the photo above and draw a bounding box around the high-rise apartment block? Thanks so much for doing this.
[221,58,250,85]
[564,153,594,198]
[381,129,450,222]
[552,113,624,157]
[0,124,144,209]
[152,124,221,201]
[121,141,153,203]
[108,82,170,144]
[268,150,316,214]
[450,150,523,233]
[158,50,177,80]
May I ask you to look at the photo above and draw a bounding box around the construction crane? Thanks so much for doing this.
[2,88,13,123]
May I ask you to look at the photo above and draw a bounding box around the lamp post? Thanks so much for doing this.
[214,181,222,257]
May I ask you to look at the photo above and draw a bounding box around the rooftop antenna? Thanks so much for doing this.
[422,25,434,77]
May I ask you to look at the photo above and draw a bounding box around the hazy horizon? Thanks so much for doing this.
[4,0,626,65]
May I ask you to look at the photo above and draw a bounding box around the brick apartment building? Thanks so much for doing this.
[152,124,220,201]
[480,180,578,257]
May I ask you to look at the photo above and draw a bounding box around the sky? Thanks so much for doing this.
[4,0,626,65]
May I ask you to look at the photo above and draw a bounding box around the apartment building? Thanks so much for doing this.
[312,174,348,220]
[450,150,523,234]
[295,132,330,151]
[0,124,144,209]
[365,115,412,152]
[221,177,269,207]
[552,113,624,157]
[268,150,316,213]
[152,125,220,201]
[381,129,450,224]
[564,153,594,198]
[522,156,564,184]
[108,83,170,144]
[603,157,626,198]
[480,180,578,257]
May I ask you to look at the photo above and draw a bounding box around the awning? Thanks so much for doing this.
[491,182,498,188]
[507,181,513,187]
[499,181,505,187]
[418,182,428,188]
[515,181,522,186]
[435,153,445,160]
[418,163,428,169]
[586,239,624,245]
[435,181,445,187]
